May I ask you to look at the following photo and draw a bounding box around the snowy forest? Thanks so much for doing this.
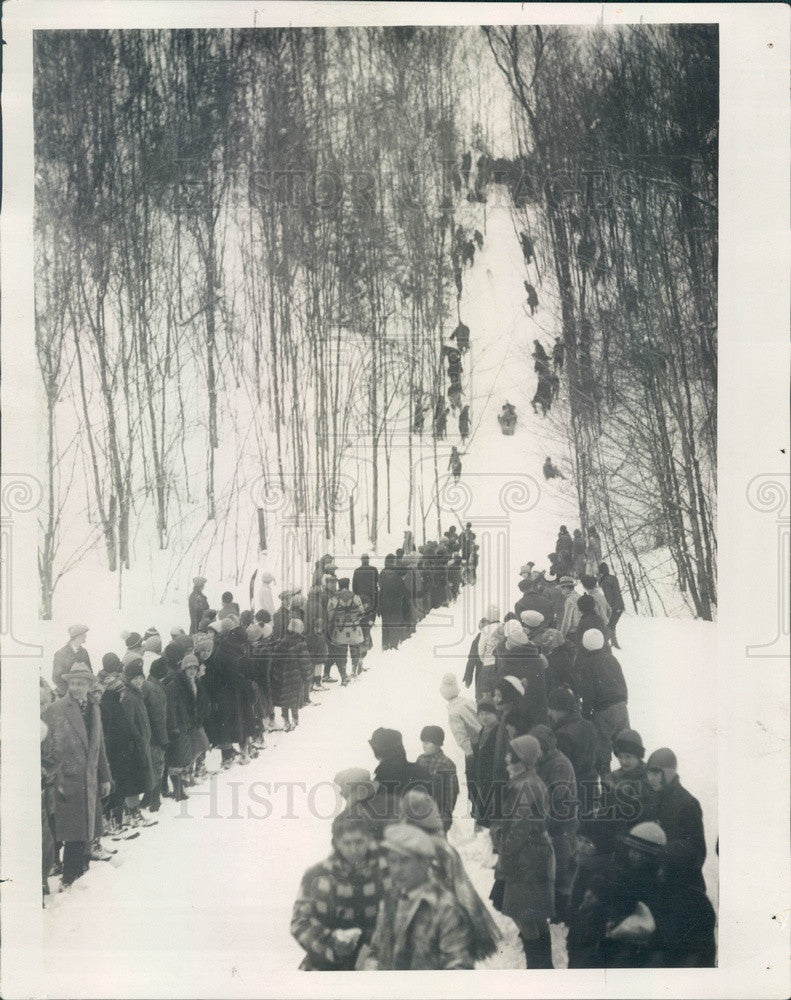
[34,24,718,622]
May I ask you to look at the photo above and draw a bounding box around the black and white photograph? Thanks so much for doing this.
[1,3,788,998]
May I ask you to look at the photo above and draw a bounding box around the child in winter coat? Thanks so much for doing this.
[305,618,328,693]
[272,619,311,731]
[415,726,459,833]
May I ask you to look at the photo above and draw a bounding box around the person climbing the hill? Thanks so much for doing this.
[533,340,550,376]
[434,399,449,439]
[462,240,475,267]
[450,321,470,352]
[543,457,565,480]
[553,337,565,372]
[453,265,463,299]
[519,230,534,264]
[571,530,587,578]
[448,446,463,483]
[599,562,625,650]
[531,375,553,418]
[473,229,484,250]
[525,282,539,316]
[458,404,470,442]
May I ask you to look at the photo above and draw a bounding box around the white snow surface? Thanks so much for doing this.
[42,200,718,987]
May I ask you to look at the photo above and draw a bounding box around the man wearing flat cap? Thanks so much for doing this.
[43,664,112,887]
[52,624,92,697]
[359,823,473,970]
[189,577,209,634]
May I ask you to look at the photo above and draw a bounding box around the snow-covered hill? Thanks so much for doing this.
[42,199,718,990]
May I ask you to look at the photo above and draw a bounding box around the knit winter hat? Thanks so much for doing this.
[485,604,501,622]
[180,653,199,672]
[122,649,146,667]
[577,594,596,614]
[246,622,264,644]
[439,673,460,700]
[399,788,444,834]
[101,652,123,675]
[520,610,545,628]
[218,618,235,635]
[173,634,194,656]
[503,619,529,647]
[558,576,575,589]
[287,618,305,635]
[143,634,162,654]
[123,658,144,681]
[547,686,577,712]
[509,734,542,768]
[260,571,275,584]
[420,725,445,747]
[621,821,667,856]
[193,576,207,587]
[581,629,605,651]
[498,675,525,699]
[614,729,645,759]
[368,727,404,757]
[208,620,223,634]
[646,747,677,780]
[124,632,143,650]
[149,657,168,681]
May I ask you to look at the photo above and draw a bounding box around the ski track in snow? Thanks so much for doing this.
[42,200,717,987]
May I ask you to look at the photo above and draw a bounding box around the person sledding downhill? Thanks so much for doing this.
[498,401,517,435]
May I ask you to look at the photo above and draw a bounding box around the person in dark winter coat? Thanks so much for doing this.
[305,617,329,691]
[271,619,311,731]
[119,659,157,821]
[204,626,250,763]
[367,728,431,828]
[494,621,548,730]
[599,729,656,840]
[490,735,555,968]
[547,685,599,818]
[531,724,578,922]
[514,578,555,625]
[43,664,112,886]
[188,577,209,634]
[568,822,667,968]
[574,594,611,648]
[473,699,500,829]
[577,630,629,778]
[291,813,389,971]
[142,658,169,811]
[165,654,201,800]
[462,619,487,700]
[536,628,581,695]
[599,562,625,649]
[99,658,139,830]
[645,748,707,893]
[378,556,411,651]
[352,555,379,619]
[52,624,92,697]
[415,726,459,833]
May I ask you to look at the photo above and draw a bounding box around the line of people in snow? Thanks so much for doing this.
[289,526,714,970]
[39,524,480,896]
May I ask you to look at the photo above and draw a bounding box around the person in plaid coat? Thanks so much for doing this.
[291,814,389,970]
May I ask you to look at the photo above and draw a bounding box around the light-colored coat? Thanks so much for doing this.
[43,694,111,842]
[445,694,482,757]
